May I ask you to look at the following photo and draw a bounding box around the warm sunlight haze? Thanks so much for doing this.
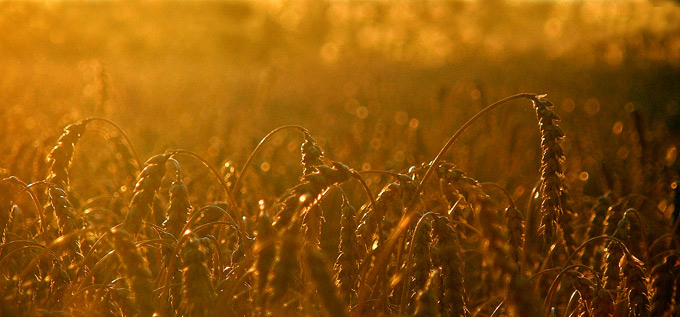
[1,0,679,316]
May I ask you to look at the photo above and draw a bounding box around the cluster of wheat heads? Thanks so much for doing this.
[0,94,678,316]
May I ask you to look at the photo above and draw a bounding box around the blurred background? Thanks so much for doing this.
[1,0,679,204]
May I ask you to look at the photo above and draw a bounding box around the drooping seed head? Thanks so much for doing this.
[46,121,87,191]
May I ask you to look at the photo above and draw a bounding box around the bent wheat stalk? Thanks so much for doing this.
[231,125,310,195]
[81,117,142,170]
[3,177,48,242]
[356,93,539,313]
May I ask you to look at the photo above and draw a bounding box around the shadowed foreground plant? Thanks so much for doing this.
[180,235,215,317]
[111,229,155,317]
[254,209,276,314]
[303,246,348,317]
[334,199,359,305]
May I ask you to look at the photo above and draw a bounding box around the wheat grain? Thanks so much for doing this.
[273,161,351,230]
[120,154,169,236]
[592,284,615,317]
[432,215,469,317]
[531,95,567,247]
[505,205,524,265]
[357,182,399,252]
[301,133,325,176]
[565,270,596,314]
[303,246,348,317]
[47,187,83,260]
[580,193,613,266]
[334,200,359,305]
[111,229,156,317]
[180,235,215,317]
[46,121,87,191]
[409,215,432,312]
[163,177,191,240]
[620,252,650,317]
[650,255,675,316]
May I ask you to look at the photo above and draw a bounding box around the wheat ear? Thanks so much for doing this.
[111,229,156,317]
[120,154,169,236]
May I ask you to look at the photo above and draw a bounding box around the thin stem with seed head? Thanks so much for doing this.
[81,117,142,170]
[350,170,378,220]
[231,125,310,195]
[3,177,47,242]
[355,93,536,312]
[544,264,604,314]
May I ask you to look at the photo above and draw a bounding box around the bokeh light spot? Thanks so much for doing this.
[394,151,405,162]
[561,98,575,113]
[356,106,369,119]
[666,147,677,166]
[409,118,419,129]
[612,122,623,135]
[584,98,600,115]
[625,102,635,113]
[320,42,339,63]
[344,98,360,114]
[471,89,481,101]
[394,111,408,125]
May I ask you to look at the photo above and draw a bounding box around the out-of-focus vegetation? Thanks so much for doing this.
[2,1,679,176]
[1,0,680,316]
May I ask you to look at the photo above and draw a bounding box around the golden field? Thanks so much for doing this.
[1,1,680,316]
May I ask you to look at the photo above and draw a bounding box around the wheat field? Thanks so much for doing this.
[1,1,680,316]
